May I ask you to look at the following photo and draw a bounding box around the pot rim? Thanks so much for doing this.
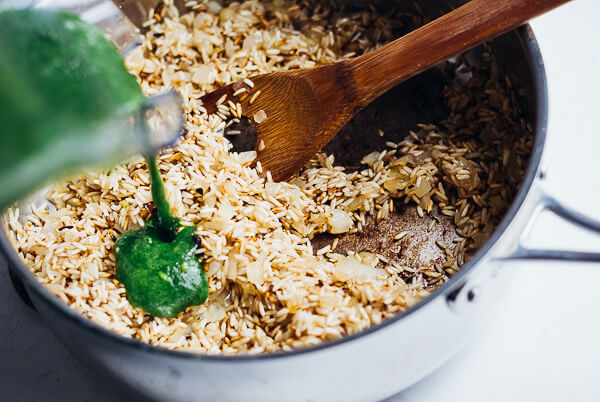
[0,24,547,363]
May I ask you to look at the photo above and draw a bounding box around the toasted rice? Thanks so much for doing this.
[5,0,532,353]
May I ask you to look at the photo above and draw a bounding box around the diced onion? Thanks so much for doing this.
[191,64,215,84]
[253,110,267,123]
[246,261,263,285]
[238,151,257,165]
[219,7,236,22]
[205,301,226,322]
[328,209,352,234]
[357,251,378,266]
[361,151,379,166]
[333,255,385,282]
[206,0,223,14]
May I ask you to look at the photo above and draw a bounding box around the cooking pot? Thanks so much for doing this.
[3,0,600,401]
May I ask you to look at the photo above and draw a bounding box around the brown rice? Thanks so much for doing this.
[5,0,532,354]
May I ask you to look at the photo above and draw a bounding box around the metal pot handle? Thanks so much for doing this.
[502,191,600,262]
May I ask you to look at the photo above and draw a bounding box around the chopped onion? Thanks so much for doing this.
[243,32,263,50]
[414,177,432,197]
[191,64,215,84]
[167,325,189,343]
[328,209,352,234]
[292,221,312,237]
[333,255,385,282]
[253,109,267,123]
[361,151,379,166]
[246,260,264,286]
[383,178,405,193]
[265,181,281,197]
[207,260,221,276]
[319,294,341,308]
[238,151,257,165]
[218,7,236,22]
[206,0,223,14]
[226,257,237,279]
[224,38,237,57]
[205,301,226,322]
[357,251,378,266]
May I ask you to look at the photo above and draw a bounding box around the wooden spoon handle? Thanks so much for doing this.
[348,0,571,105]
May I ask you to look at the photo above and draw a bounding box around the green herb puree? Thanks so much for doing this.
[0,8,209,317]
[0,9,146,209]
[115,153,208,318]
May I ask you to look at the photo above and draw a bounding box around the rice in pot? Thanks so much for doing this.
[6,0,532,353]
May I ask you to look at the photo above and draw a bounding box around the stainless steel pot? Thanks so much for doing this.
[3,0,600,401]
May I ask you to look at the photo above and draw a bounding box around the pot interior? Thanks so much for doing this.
[309,0,539,283]
[1,0,542,355]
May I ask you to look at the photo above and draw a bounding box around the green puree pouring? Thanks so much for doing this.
[114,152,209,318]
[1,8,208,318]
[0,9,145,209]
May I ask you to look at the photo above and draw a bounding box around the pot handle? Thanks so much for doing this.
[502,192,600,262]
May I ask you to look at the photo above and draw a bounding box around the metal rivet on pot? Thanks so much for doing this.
[446,283,479,312]
[467,287,478,302]
[538,164,548,180]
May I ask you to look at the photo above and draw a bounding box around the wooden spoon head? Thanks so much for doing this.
[200,64,356,181]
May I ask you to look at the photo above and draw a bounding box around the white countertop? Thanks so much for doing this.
[1,0,599,400]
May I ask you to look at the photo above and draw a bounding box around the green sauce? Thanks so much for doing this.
[115,117,208,318]
[0,9,146,209]
[0,8,208,318]
[146,153,180,240]
[114,211,208,318]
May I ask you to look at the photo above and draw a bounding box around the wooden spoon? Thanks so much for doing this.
[200,0,570,181]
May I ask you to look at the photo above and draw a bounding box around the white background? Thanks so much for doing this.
[1,0,599,400]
